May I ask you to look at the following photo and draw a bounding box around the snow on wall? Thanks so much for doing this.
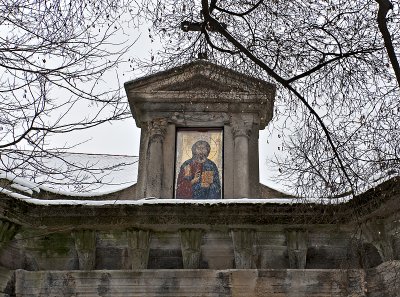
[0,187,352,206]
[0,152,138,194]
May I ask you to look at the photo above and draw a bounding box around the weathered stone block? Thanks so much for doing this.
[14,268,367,297]
[72,230,96,270]
[180,229,203,269]
[366,260,400,297]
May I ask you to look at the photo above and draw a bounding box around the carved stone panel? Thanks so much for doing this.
[0,220,18,251]
[180,229,203,269]
[72,230,96,270]
[231,229,256,269]
[286,229,308,269]
[127,229,151,269]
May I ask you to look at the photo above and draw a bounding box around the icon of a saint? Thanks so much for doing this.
[176,140,221,199]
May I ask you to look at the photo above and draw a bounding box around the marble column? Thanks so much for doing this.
[145,118,167,198]
[231,116,252,198]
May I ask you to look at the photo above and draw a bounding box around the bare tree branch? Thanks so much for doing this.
[375,0,400,86]
[201,0,354,190]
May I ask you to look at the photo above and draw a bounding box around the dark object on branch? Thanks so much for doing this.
[197,52,208,59]
[181,21,203,32]
[181,21,227,32]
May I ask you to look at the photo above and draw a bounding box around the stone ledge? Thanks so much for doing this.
[0,177,398,230]
[15,268,366,297]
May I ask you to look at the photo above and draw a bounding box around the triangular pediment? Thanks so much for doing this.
[124,60,276,129]
[155,74,246,92]
[124,60,274,94]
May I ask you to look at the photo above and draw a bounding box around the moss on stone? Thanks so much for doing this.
[33,232,72,256]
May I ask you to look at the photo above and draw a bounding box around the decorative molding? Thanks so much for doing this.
[285,229,308,269]
[231,229,256,269]
[155,75,247,93]
[127,229,151,269]
[171,112,229,125]
[72,230,97,270]
[126,61,275,94]
[180,229,203,269]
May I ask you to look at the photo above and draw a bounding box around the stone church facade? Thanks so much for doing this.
[0,61,399,296]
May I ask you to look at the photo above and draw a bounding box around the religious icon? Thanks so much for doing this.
[175,129,223,199]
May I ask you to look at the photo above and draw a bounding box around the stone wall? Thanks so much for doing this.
[0,177,398,296]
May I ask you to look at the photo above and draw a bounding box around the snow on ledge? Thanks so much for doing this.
[0,188,352,206]
[39,184,135,197]
[0,171,40,193]
[10,183,34,195]
[0,187,36,200]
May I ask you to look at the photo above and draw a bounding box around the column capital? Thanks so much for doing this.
[147,118,168,140]
[231,115,253,139]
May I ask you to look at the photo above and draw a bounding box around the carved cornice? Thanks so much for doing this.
[0,177,398,229]
[155,74,246,92]
[125,60,275,94]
